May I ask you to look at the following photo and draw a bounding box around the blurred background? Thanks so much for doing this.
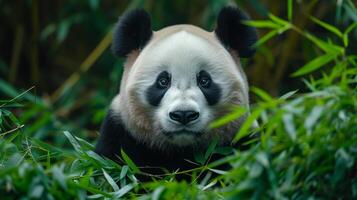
[0,0,356,144]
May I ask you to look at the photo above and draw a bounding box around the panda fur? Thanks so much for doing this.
[95,6,257,175]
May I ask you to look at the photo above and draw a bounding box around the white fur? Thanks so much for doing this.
[112,30,249,148]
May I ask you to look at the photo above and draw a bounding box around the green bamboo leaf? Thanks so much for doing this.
[152,186,165,200]
[209,107,246,129]
[0,78,18,98]
[52,165,67,190]
[63,131,83,153]
[303,32,344,54]
[57,20,70,43]
[79,168,93,187]
[208,168,227,175]
[243,20,281,29]
[120,165,129,180]
[304,106,324,132]
[213,146,234,156]
[74,135,95,150]
[233,107,264,143]
[256,152,269,167]
[344,22,357,35]
[251,87,273,102]
[255,29,279,47]
[282,113,296,141]
[279,90,298,100]
[102,169,119,192]
[343,22,357,47]
[268,14,290,26]
[112,184,135,199]
[344,3,357,21]
[310,16,343,38]
[292,53,337,77]
[74,183,112,198]
[205,138,218,159]
[46,151,51,170]
[343,34,349,47]
[194,151,205,165]
[288,0,293,21]
[121,149,140,173]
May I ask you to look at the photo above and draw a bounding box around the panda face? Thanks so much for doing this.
[116,29,248,148]
[108,7,258,150]
[148,68,220,144]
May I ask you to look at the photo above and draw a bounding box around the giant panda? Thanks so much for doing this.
[95,6,258,176]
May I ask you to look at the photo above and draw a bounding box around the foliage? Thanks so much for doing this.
[1,1,357,199]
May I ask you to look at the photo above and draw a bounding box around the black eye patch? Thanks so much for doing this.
[146,71,171,106]
[197,70,221,105]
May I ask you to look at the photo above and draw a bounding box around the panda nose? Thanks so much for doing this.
[169,110,200,125]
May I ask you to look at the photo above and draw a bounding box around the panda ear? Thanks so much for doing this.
[215,6,258,58]
[112,9,153,57]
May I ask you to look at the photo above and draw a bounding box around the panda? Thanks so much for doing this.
[95,6,258,175]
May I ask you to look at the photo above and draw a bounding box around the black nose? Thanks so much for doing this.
[169,110,200,125]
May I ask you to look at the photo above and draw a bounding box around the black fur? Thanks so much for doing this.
[112,9,153,57]
[215,6,258,58]
[95,110,199,177]
[146,71,171,106]
[95,110,255,180]
[197,70,221,105]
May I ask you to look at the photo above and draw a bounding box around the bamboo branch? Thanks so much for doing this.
[271,0,322,95]
[50,30,112,103]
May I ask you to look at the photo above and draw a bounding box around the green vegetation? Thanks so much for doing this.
[1,1,357,199]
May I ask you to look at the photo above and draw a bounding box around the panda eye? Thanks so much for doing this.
[158,77,169,87]
[156,72,170,89]
[198,76,211,88]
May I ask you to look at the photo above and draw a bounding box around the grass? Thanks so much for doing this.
[1,4,357,200]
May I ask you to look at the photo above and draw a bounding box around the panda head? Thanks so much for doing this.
[110,7,257,150]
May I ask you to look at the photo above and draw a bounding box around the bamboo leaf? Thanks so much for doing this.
[292,53,337,77]
[282,113,296,141]
[209,107,246,129]
[268,14,290,26]
[343,22,357,47]
[243,20,281,29]
[303,32,344,54]
[304,106,324,132]
[288,0,293,21]
[102,169,119,192]
[233,107,264,143]
[255,29,279,47]
[63,131,83,154]
[310,16,343,38]
[344,22,357,35]
[79,168,93,187]
[205,138,218,159]
[112,184,135,199]
[279,90,298,100]
[121,149,140,173]
[251,87,273,102]
[120,165,129,180]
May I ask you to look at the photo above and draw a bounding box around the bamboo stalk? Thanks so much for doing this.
[272,0,329,95]
[9,25,24,83]
[50,31,112,103]
[31,0,40,84]
[50,0,142,105]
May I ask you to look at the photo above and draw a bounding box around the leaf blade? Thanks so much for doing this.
[310,16,343,38]
[121,149,140,173]
[292,53,337,77]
